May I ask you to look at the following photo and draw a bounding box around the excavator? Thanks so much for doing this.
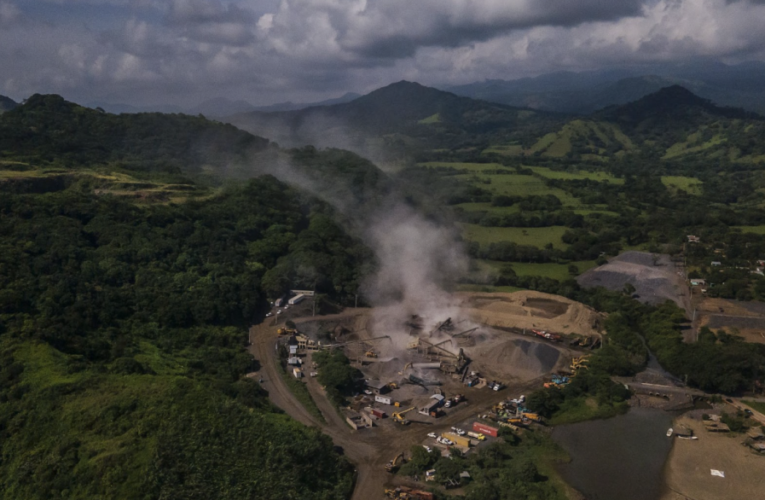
[392,407,414,425]
[365,350,378,358]
[384,452,405,472]
[277,327,297,336]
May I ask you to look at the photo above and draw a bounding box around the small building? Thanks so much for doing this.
[419,399,441,416]
[711,261,722,266]
[430,394,445,404]
[365,380,390,395]
[687,235,701,243]
[292,368,302,379]
[287,356,301,366]
[690,279,706,287]
[344,409,373,430]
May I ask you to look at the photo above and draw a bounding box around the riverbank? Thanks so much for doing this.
[661,415,765,500]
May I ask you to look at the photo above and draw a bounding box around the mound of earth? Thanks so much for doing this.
[577,251,689,313]
[456,290,603,336]
[470,338,563,381]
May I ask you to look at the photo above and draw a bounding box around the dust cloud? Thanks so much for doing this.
[243,146,472,353]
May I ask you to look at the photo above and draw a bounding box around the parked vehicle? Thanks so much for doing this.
[451,427,466,436]
[427,432,437,439]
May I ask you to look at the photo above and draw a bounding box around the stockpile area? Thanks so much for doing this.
[456,290,603,337]
[697,298,765,344]
[469,338,564,381]
[577,251,690,313]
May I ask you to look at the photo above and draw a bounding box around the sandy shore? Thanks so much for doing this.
[661,416,765,500]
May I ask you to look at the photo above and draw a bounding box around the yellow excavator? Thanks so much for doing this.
[365,350,378,358]
[392,407,415,425]
[384,452,405,472]
[277,327,297,336]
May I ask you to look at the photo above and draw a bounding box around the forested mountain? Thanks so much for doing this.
[0,95,16,113]
[0,98,371,498]
[446,61,765,115]
[225,81,565,163]
[0,94,269,173]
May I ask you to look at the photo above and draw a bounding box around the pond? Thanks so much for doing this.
[552,407,674,500]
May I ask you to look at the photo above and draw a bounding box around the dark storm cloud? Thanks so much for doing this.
[1,0,765,107]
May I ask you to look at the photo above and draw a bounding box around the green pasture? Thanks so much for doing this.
[462,224,569,248]
[529,166,624,184]
[661,175,703,195]
[479,259,598,280]
[735,226,765,235]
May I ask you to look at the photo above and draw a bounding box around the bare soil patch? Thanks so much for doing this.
[457,290,603,337]
[661,417,765,500]
[695,298,765,345]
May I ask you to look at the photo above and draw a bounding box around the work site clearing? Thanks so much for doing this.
[250,290,605,500]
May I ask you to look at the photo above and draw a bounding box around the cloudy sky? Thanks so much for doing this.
[2,0,765,107]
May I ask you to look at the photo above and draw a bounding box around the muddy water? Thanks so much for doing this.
[552,408,674,500]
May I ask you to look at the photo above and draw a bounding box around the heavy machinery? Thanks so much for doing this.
[277,327,297,336]
[384,452,405,472]
[365,350,378,358]
[388,382,398,390]
[392,407,415,425]
[522,412,542,422]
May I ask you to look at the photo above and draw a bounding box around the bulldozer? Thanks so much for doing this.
[384,452,405,472]
[392,407,414,425]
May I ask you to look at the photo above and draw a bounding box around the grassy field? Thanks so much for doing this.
[454,202,522,215]
[420,161,507,172]
[457,284,526,293]
[479,259,598,280]
[663,132,726,159]
[742,400,765,414]
[278,362,326,423]
[735,226,765,235]
[529,166,624,184]
[418,113,441,124]
[462,224,569,247]
[482,144,524,156]
[661,175,703,195]
[548,397,629,426]
[526,120,634,159]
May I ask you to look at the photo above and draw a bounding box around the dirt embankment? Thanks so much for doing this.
[456,290,604,337]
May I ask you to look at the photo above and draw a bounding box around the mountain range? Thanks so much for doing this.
[444,61,765,115]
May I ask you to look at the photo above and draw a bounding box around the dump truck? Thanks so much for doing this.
[467,431,486,441]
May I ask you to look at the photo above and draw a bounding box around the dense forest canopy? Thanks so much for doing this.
[0,172,364,498]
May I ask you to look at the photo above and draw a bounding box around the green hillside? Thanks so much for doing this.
[0,102,366,498]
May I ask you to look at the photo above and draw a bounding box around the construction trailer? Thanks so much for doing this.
[375,395,392,405]
[288,294,306,305]
[473,421,499,437]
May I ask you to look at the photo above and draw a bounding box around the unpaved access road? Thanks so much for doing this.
[249,319,544,500]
